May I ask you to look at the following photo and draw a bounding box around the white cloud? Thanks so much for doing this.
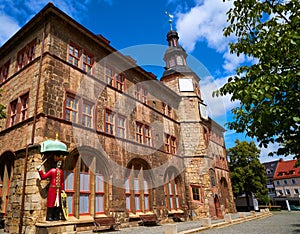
[0,13,20,45]
[176,0,233,53]
[175,0,244,74]
[200,75,238,118]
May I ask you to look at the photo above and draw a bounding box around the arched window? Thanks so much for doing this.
[125,160,152,213]
[209,169,216,187]
[64,148,109,217]
[164,167,182,211]
[0,151,14,215]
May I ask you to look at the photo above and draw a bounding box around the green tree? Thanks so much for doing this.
[228,140,268,210]
[0,90,6,119]
[215,0,300,158]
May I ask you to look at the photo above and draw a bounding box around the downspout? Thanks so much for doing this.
[19,21,46,234]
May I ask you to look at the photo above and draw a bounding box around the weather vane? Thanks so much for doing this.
[165,11,174,31]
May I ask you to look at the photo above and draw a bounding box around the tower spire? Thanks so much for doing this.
[165,11,174,31]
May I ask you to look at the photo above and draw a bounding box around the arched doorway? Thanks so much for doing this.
[214,195,223,218]
[220,177,229,210]
[0,151,15,215]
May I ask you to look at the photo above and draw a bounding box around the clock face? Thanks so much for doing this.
[178,78,194,92]
[199,103,208,120]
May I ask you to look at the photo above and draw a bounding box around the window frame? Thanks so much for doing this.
[164,134,177,154]
[105,109,115,135]
[104,65,125,92]
[20,93,29,121]
[68,42,94,74]
[135,122,152,146]
[135,84,147,103]
[16,39,36,71]
[191,186,201,201]
[0,60,10,83]
[64,92,95,128]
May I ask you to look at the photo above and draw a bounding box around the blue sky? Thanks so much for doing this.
[0,0,289,162]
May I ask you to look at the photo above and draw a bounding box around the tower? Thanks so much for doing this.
[161,27,215,218]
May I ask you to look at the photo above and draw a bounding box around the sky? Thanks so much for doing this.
[0,0,291,163]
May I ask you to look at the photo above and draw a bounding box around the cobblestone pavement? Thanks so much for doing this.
[199,211,300,234]
[81,211,300,234]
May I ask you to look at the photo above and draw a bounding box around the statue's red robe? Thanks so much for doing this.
[38,168,64,207]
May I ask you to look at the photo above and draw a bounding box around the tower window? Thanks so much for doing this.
[176,56,184,65]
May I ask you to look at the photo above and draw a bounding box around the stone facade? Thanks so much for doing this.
[0,3,235,233]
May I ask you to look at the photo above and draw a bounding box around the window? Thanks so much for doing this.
[16,39,36,71]
[162,102,172,117]
[117,115,126,138]
[79,160,90,214]
[104,66,125,91]
[65,94,79,123]
[165,134,176,154]
[169,57,175,67]
[176,56,184,65]
[0,60,10,83]
[144,125,152,146]
[125,163,151,213]
[276,181,280,186]
[165,178,180,211]
[64,170,75,216]
[68,44,80,67]
[135,84,147,103]
[9,99,18,127]
[294,188,299,194]
[136,123,143,143]
[104,110,127,138]
[284,180,288,185]
[7,92,30,127]
[105,110,114,135]
[277,190,283,196]
[82,52,93,74]
[64,92,94,128]
[82,101,93,127]
[20,93,29,121]
[64,154,107,217]
[165,134,170,153]
[286,189,291,195]
[95,173,105,214]
[125,178,131,211]
[292,179,296,185]
[191,186,200,201]
[209,169,216,187]
[135,122,152,146]
[68,43,94,73]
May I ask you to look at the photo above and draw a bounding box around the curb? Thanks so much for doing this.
[178,212,273,234]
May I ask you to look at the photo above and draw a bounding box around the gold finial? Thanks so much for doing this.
[165,11,174,31]
[56,133,58,140]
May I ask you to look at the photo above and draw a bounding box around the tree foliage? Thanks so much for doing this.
[215,0,300,158]
[228,140,268,208]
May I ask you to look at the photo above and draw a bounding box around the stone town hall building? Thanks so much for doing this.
[0,3,235,233]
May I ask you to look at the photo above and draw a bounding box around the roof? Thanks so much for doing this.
[273,159,300,180]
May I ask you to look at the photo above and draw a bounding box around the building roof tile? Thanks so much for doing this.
[273,159,300,180]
